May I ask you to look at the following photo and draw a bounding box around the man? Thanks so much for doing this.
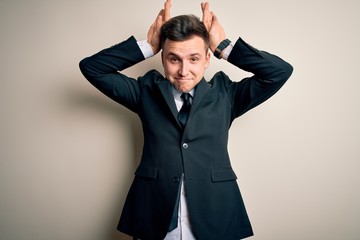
[79,1,293,239]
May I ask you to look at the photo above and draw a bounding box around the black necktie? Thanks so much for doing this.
[178,93,191,128]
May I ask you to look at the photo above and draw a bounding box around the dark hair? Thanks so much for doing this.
[160,14,210,50]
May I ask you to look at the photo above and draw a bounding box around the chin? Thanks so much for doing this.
[176,86,190,93]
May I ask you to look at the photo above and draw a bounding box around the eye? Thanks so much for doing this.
[190,57,199,63]
[169,57,179,63]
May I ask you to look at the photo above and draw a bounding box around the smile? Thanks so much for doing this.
[176,78,192,81]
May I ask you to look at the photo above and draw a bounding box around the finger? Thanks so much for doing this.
[201,2,210,17]
[156,11,164,28]
[202,3,211,22]
[157,9,164,21]
[201,2,211,30]
[204,2,210,13]
[164,0,171,21]
[151,9,163,28]
[148,9,163,36]
[210,11,216,22]
[211,11,221,28]
[201,2,205,12]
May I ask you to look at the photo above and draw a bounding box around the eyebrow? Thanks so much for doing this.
[167,52,202,58]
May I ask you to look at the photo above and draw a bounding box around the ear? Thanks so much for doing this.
[161,51,165,67]
[205,50,211,69]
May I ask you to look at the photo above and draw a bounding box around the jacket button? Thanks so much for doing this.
[172,176,180,183]
[182,143,188,149]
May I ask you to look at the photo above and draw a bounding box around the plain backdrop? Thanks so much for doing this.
[1,0,359,239]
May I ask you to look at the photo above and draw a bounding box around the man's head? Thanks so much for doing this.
[160,15,210,50]
[160,15,211,93]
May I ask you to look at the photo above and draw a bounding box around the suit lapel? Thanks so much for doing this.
[157,79,179,122]
[191,78,210,113]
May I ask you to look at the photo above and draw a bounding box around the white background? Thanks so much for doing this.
[1,0,359,239]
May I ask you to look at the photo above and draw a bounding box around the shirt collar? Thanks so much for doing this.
[171,86,195,101]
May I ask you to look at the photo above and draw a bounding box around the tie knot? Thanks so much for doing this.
[181,93,191,102]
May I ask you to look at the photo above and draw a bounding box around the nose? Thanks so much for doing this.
[178,62,189,77]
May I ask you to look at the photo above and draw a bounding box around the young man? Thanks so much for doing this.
[79,1,293,239]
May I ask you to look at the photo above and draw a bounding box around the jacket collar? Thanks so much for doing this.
[191,78,210,112]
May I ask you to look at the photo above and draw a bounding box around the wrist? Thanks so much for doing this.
[213,39,231,59]
[137,40,155,59]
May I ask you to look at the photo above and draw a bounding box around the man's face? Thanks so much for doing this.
[162,36,210,93]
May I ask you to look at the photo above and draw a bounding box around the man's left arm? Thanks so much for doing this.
[224,38,293,118]
[202,2,293,118]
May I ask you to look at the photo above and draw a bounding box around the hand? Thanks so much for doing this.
[201,2,226,52]
[147,0,172,54]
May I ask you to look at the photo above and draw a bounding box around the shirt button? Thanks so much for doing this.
[172,176,180,183]
[182,143,188,149]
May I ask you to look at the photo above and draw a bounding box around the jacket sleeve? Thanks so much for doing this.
[79,36,144,113]
[225,37,293,119]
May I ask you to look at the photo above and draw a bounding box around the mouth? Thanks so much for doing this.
[175,78,192,81]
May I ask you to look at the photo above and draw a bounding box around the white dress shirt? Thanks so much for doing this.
[165,87,197,240]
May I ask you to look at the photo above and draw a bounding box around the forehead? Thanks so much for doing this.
[163,36,207,56]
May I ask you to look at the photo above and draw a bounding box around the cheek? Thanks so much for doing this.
[164,63,177,76]
[194,64,206,76]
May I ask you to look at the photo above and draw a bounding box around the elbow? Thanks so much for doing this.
[79,57,90,79]
[281,61,294,82]
[273,61,293,84]
[79,57,99,83]
[285,62,294,79]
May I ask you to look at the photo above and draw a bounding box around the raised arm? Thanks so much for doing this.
[78,0,172,112]
[200,2,293,118]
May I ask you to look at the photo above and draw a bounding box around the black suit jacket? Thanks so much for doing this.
[80,36,293,240]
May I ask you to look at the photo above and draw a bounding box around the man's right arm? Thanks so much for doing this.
[79,36,144,112]
[79,0,171,112]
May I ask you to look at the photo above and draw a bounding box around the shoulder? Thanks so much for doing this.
[140,69,164,81]
[208,71,233,88]
[137,69,166,87]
